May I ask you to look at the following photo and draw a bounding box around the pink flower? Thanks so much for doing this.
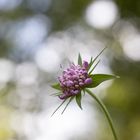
[58,62,92,99]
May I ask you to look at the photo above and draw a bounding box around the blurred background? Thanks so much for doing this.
[0,0,140,140]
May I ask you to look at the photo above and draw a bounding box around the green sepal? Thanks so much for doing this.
[76,92,82,109]
[78,53,82,66]
[87,74,118,88]
[51,83,61,90]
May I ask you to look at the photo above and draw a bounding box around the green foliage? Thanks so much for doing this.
[115,0,140,18]
[51,83,61,90]
[87,74,118,88]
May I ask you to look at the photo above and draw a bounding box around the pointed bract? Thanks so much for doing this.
[61,97,74,114]
[78,53,82,66]
[50,92,62,96]
[51,83,61,90]
[51,99,67,116]
[88,47,107,72]
[76,92,82,109]
[89,60,100,74]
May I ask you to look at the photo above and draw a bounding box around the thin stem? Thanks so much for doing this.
[85,89,118,140]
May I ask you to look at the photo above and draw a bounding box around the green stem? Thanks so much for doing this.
[85,89,118,140]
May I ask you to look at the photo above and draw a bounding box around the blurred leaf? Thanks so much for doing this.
[116,0,140,18]
[48,0,92,31]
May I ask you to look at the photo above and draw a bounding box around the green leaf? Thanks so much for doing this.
[87,74,118,88]
[51,83,61,90]
[76,93,82,109]
[78,53,82,66]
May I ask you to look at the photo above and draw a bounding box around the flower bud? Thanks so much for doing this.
[83,61,88,69]
[85,78,92,85]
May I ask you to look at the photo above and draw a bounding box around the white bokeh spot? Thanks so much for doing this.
[15,62,38,85]
[35,46,61,72]
[0,59,15,83]
[85,0,118,29]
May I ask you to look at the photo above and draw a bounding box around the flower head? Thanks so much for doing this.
[51,48,117,115]
[58,62,92,99]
